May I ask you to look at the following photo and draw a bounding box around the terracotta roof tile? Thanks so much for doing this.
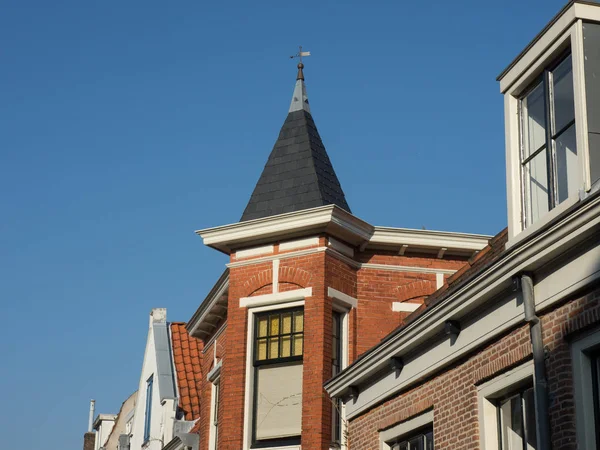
[171,322,204,421]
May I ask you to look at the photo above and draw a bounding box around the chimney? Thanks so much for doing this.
[88,399,95,432]
[83,432,95,450]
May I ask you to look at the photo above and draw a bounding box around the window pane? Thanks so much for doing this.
[257,339,267,361]
[523,82,546,159]
[294,311,304,332]
[255,362,303,440]
[258,317,268,338]
[269,337,279,359]
[281,336,291,357]
[552,55,575,133]
[500,394,525,449]
[425,431,433,450]
[555,124,579,204]
[408,436,424,450]
[523,388,538,449]
[524,150,549,225]
[293,334,303,356]
[270,314,280,335]
[282,312,292,334]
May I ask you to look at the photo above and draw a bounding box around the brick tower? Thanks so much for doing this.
[187,63,490,450]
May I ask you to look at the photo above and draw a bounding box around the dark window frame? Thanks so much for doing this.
[388,425,433,450]
[143,374,154,444]
[519,50,577,226]
[251,307,304,448]
[494,385,537,450]
[332,311,343,446]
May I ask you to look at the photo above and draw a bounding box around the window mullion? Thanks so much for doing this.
[544,69,557,210]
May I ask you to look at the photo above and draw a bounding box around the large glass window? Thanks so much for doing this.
[253,308,304,445]
[389,427,433,450]
[496,387,537,450]
[520,53,579,227]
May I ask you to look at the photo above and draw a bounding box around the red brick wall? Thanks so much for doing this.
[346,288,600,450]
[198,238,473,450]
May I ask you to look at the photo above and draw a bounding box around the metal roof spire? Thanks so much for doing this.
[239,48,351,222]
[289,47,311,113]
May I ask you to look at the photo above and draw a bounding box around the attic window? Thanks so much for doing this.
[520,53,579,227]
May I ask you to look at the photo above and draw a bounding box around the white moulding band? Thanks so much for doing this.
[239,288,313,308]
[392,302,421,312]
[328,287,358,309]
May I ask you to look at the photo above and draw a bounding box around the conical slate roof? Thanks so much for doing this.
[241,64,351,222]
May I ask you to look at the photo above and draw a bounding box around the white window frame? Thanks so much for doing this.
[572,327,600,450]
[208,361,221,450]
[378,410,434,450]
[477,361,534,450]
[330,298,351,450]
[503,20,590,245]
[242,299,305,450]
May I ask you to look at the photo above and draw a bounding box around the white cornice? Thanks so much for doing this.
[196,205,491,256]
[370,227,490,252]
[196,205,372,254]
[325,193,600,401]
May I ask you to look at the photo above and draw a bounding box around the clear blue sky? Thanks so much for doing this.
[0,0,572,447]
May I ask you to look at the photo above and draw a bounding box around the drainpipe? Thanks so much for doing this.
[88,399,95,432]
[519,274,551,450]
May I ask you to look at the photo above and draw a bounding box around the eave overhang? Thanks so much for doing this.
[497,0,600,91]
[186,269,229,340]
[325,191,600,401]
[196,205,491,257]
[370,227,489,257]
[197,205,372,254]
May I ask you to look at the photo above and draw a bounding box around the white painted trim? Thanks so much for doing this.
[208,376,220,450]
[197,205,372,254]
[197,204,490,255]
[228,247,328,268]
[371,227,490,252]
[236,245,274,259]
[360,262,456,275]
[477,362,534,450]
[328,287,358,309]
[435,273,444,289]
[207,360,222,383]
[572,19,591,192]
[571,327,600,450]
[239,288,312,308]
[279,237,320,251]
[229,246,457,278]
[379,410,433,450]
[398,244,408,256]
[392,302,420,313]
[272,259,279,293]
[242,300,305,450]
[328,237,354,257]
[437,248,447,259]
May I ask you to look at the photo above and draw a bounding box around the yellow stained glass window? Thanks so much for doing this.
[270,314,279,335]
[294,311,304,332]
[293,334,303,356]
[258,317,268,338]
[282,313,292,334]
[257,339,267,360]
[255,308,304,362]
[281,336,291,357]
[269,337,279,359]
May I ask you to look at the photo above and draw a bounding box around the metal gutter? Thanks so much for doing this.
[325,191,600,398]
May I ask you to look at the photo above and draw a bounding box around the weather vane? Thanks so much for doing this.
[290,46,311,63]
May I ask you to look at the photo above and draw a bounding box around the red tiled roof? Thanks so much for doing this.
[171,322,203,421]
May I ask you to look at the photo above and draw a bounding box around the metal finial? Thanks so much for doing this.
[297,62,305,81]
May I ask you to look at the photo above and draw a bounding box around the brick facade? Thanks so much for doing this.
[346,287,600,450]
[193,235,471,449]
